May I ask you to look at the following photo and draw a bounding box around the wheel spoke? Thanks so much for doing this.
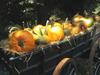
[60,62,77,75]
[94,62,100,75]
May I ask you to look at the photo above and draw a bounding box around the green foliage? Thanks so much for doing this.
[92,3,100,15]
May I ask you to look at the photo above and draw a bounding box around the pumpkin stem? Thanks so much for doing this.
[35,20,38,25]
[18,40,24,47]
[46,20,49,25]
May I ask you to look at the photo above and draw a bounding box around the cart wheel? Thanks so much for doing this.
[0,63,10,75]
[93,38,100,75]
[94,62,100,75]
[89,38,100,75]
[89,37,100,62]
[94,38,100,62]
[53,58,77,75]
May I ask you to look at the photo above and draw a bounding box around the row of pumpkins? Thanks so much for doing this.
[8,14,94,54]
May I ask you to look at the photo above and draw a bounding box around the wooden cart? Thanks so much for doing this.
[0,25,100,75]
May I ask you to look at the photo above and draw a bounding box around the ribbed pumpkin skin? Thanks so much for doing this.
[47,25,64,42]
[32,25,50,44]
[9,30,35,52]
[71,26,81,35]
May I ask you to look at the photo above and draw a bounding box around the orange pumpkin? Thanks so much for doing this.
[62,22,73,36]
[9,30,35,53]
[53,22,63,28]
[71,26,81,35]
[63,22,73,30]
[73,14,84,22]
[46,24,64,42]
[95,15,100,22]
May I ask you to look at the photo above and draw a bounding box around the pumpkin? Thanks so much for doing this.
[9,30,35,53]
[46,24,64,42]
[53,22,63,28]
[95,15,100,22]
[63,22,72,30]
[62,22,73,36]
[80,17,94,27]
[9,26,21,38]
[32,25,44,36]
[32,25,49,44]
[73,14,94,28]
[71,26,81,35]
[73,14,84,23]
[24,27,32,32]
